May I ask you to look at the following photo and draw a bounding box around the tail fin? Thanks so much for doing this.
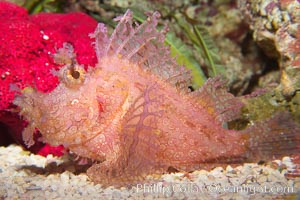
[243,112,300,163]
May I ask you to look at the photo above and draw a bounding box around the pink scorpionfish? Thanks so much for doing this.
[14,10,300,187]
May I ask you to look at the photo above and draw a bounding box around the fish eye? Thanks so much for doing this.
[71,69,80,79]
[60,63,86,88]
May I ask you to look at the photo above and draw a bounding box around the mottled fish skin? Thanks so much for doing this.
[14,10,300,187]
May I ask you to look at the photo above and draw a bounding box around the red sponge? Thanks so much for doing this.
[0,2,98,156]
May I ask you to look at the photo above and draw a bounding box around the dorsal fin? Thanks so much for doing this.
[89,23,109,60]
[91,10,192,93]
[192,76,244,124]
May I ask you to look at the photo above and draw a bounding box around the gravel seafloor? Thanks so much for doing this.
[0,145,299,200]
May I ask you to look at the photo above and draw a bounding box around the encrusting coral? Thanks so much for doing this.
[238,0,300,97]
[14,9,300,187]
[0,1,97,155]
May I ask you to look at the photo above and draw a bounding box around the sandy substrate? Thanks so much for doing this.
[0,145,299,199]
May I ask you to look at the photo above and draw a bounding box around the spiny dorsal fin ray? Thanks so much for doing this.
[192,76,244,124]
[92,10,192,93]
[89,23,109,61]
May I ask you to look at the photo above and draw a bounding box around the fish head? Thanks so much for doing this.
[14,57,130,155]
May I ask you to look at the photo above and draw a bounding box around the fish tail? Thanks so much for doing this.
[243,112,300,165]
